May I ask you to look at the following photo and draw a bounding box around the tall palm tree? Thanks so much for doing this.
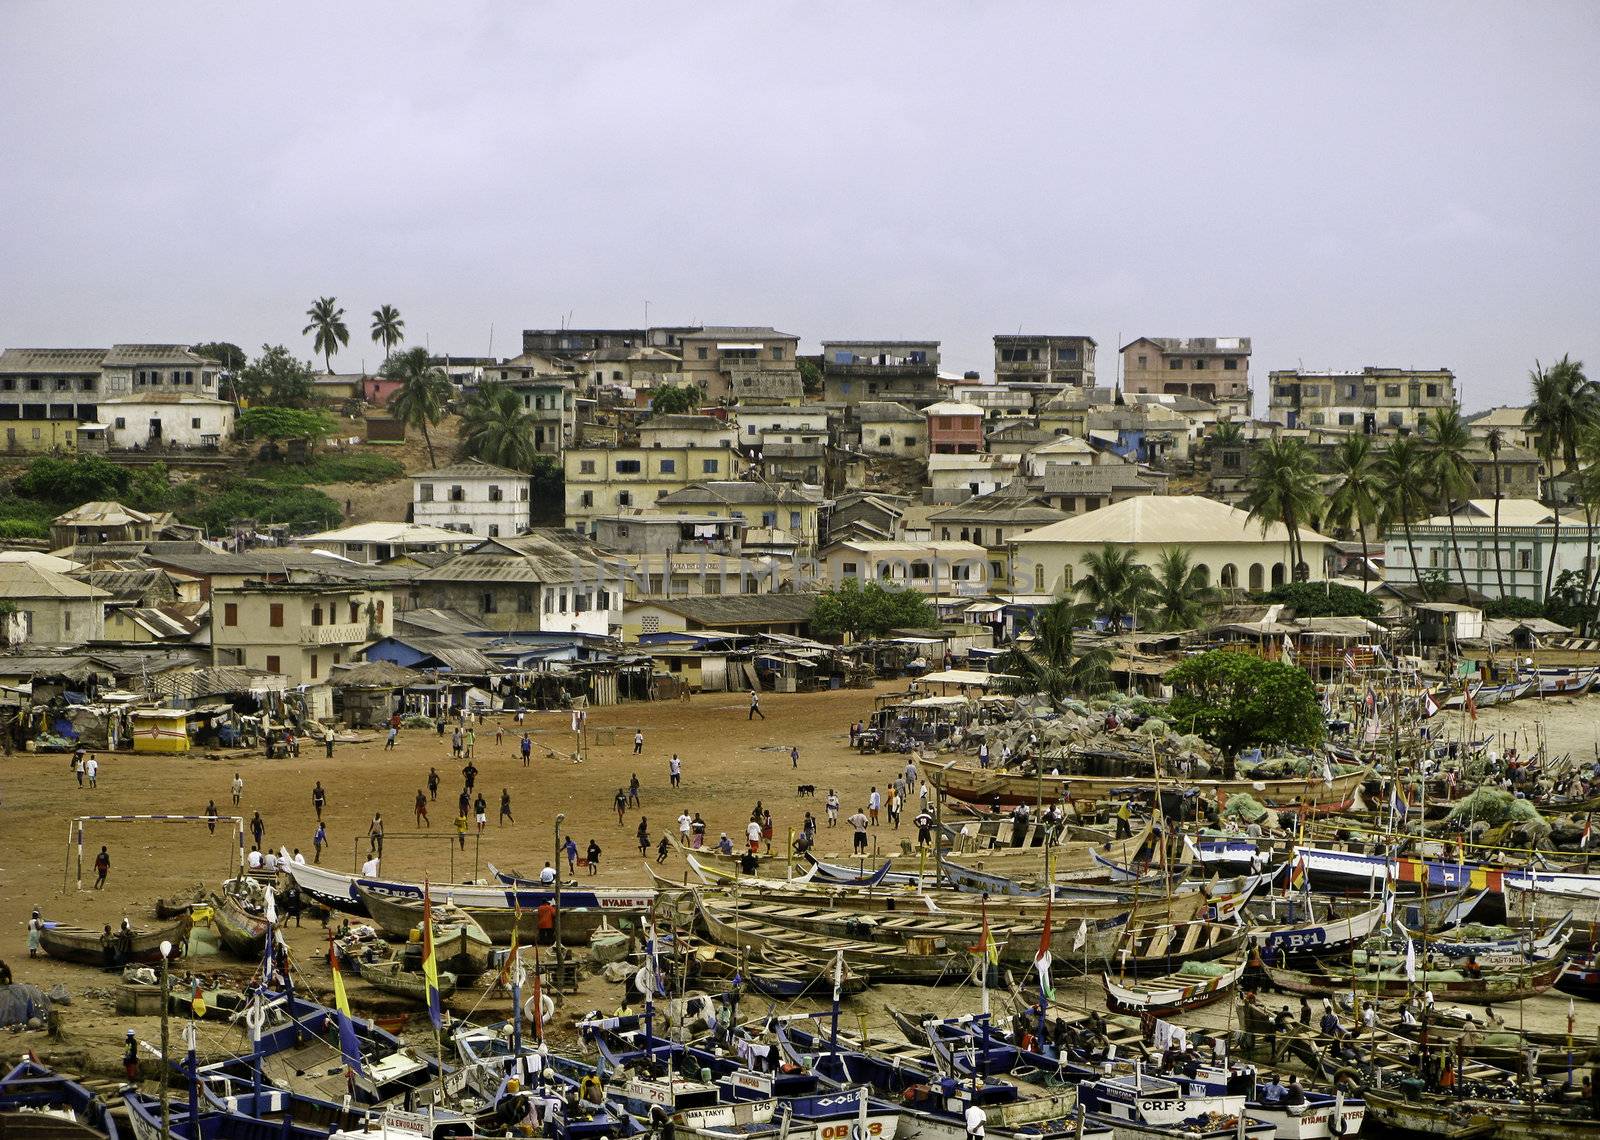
[1242,437,1323,582]
[460,382,543,470]
[302,296,349,373]
[1074,545,1156,630]
[1374,436,1434,599]
[1485,428,1508,599]
[1422,407,1478,601]
[1525,356,1597,602]
[999,598,1111,704]
[370,305,405,361]
[1149,547,1216,630]
[383,347,452,466]
[1322,435,1380,593]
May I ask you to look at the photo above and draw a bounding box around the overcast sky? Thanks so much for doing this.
[3,3,1596,412]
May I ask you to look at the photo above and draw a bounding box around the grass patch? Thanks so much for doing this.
[245,454,406,486]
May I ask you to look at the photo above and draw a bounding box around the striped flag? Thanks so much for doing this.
[422,879,443,1031]
[1033,889,1055,1001]
[1423,690,1440,717]
[1344,649,1357,671]
[328,941,366,1076]
[1390,784,1410,820]
[191,980,207,1019]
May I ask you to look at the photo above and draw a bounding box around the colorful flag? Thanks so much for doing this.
[1033,889,1055,1001]
[328,941,366,1076]
[1288,853,1307,892]
[1390,784,1410,820]
[422,880,442,1031]
[1582,814,1593,849]
[1423,690,1440,717]
[1344,649,1357,671]
[191,979,207,1019]
[1464,682,1477,721]
[972,904,998,966]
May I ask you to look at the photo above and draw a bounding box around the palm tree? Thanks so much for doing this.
[1422,407,1478,601]
[1525,356,1598,602]
[1485,428,1508,599]
[998,598,1111,703]
[1149,547,1216,630]
[1374,436,1434,599]
[302,296,349,373]
[460,382,543,470]
[1074,545,1156,630]
[1322,435,1380,592]
[1242,437,1323,582]
[370,305,405,361]
[383,347,451,466]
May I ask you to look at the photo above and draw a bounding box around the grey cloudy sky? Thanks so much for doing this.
[3,2,1596,411]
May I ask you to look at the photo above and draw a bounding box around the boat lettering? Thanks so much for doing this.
[381,1110,432,1135]
[821,1125,882,1139]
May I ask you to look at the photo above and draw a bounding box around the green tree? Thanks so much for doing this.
[460,382,542,470]
[237,344,316,408]
[1525,356,1597,601]
[1265,580,1384,619]
[1242,437,1323,581]
[383,347,452,466]
[998,598,1111,702]
[1074,544,1156,629]
[810,579,936,641]
[190,341,246,371]
[236,406,338,442]
[1373,436,1434,599]
[1484,428,1508,599]
[16,455,132,504]
[1422,406,1478,601]
[797,358,823,397]
[302,296,350,373]
[1322,435,1380,593]
[1165,649,1326,774]
[370,304,405,362]
[1149,547,1216,630]
[650,383,704,416]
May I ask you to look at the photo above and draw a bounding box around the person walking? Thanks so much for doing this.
[27,910,43,958]
[312,781,326,820]
[231,772,244,807]
[205,799,218,835]
[499,788,514,826]
[825,790,840,826]
[73,751,84,787]
[614,788,628,825]
[848,809,870,855]
[628,774,641,807]
[520,734,532,766]
[250,811,265,849]
[790,745,799,769]
[427,767,440,801]
[454,813,468,850]
[385,724,399,751]
[458,787,471,819]
[888,787,902,830]
[564,835,578,875]
[464,728,476,759]
[636,817,650,856]
[415,790,430,827]
[586,839,601,875]
[313,821,326,864]
[462,761,478,793]
[495,724,504,748]
[914,809,933,848]
[368,812,384,856]
[761,809,774,853]
[746,817,762,854]
[473,792,488,834]
[868,787,881,826]
[451,726,463,758]
[748,689,764,720]
[656,835,670,863]
[94,845,110,889]
[633,730,644,756]
[324,731,335,759]
[677,809,692,846]
[669,755,681,788]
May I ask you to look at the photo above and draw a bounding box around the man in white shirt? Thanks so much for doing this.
[538,862,557,885]
[262,851,278,874]
[246,847,264,870]
[292,848,307,865]
[85,756,99,787]
[964,1102,986,1140]
[847,810,871,854]
[678,811,693,842]
[361,855,380,877]
[746,819,763,853]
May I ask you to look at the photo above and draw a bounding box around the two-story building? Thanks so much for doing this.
[407,530,618,635]
[0,562,110,645]
[654,481,824,552]
[924,401,985,455]
[816,539,990,596]
[0,348,106,423]
[211,581,394,684]
[677,327,801,403]
[856,402,927,458]
[98,344,224,401]
[993,334,1097,388]
[411,460,533,538]
[821,340,942,407]
[1120,337,1252,418]
[479,353,581,455]
[733,406,829,454]
[1266,367,1456,432]
[564,434,740,536]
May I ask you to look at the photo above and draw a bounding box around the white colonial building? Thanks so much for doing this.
[1382,499,1592,601]
[411,460,533,539]
[101,393,234,449]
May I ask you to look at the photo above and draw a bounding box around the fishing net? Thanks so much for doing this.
[1450,923,1515,940]
[1178,960,1233,978]
[1444,787,1516,825]
[1220,792,1270,822]
[0,984,53,1026]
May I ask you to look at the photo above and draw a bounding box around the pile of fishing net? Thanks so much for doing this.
[400,713,436,729]
[1450,922,1515,940]
[1220,792,1272,824]
[0,984,52,1027]
[1444,787,1546,828]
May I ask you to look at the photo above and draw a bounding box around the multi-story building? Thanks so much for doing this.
[477,353,580,455]
[678,327,801,403]
[211,581,394,684]
[654,481,824,551]
[0,348,106,422]
[856,402,927,458]
[816,539,990,596]
[992,335,1097,388]
[1266,367,1456,432]
[98,345,223,400]
[928,488,1066,584]
[408,530,617,635]
[821,340,942,406]
[1381,499,1588,601]
[1464,405,1536,452]
[521,328,648,358]
[924,401,985,455]
[101,393,234,449]
[732,406,829,453]
[0,344,228,434]
[1120,337,1251,418]
[564,438,739,536]
[411,460,533,538]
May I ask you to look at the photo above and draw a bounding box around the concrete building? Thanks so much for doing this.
[654,481,824,551]
[411,459,533,538]
[564,437,739,537]
[1381,499,1590,601]
[0,348,106,423]
[101,393,234,449]
[816,539,990,596]
[408,530,618,635]
[1464,405,1536,452]
[638,415,737,451]
[732,406,829,452]
[924,401,985,455]
[51,502,159,548]
[98,344,223,401]
[1266,367,1456,432]
[1026,463,1167,515]
[1120,337,1251,418]
[821,341,942,407]
[928,453,1022,498]
[678,327,801,403]
[0,419,79,455]
[856,402,927,458]
[1012,494,1329,596]
[211,581,394,684]
[0,562,110,645]
[298,522,478,565]
[478,355,580,455]
[993,334,1097,388]
[928,488,1067,585]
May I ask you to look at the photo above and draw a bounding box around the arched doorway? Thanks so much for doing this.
[1220,564,1237,589]
[1271,562,1286,587]
[1248,563,1264,591]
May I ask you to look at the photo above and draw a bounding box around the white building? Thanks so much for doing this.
[1382,499,1591,601]
[100,393,234,449]
[411,460,533,539]
[298,522,479,564]
[815,539,990,596]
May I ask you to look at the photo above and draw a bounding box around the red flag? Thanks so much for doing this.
[1463,682,1477,721]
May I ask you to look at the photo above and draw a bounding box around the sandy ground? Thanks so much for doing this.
[2,682,1595,1075]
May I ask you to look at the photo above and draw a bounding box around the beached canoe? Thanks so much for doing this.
[39,914,192,966]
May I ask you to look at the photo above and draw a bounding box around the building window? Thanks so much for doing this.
[1519,549,1533,570]
[1168,359,1183,370]
[419,483,434,502]
[481,592,497,614]
[349,602,360,623]
[449,485,464,501]
[580,491,593,507]
[114,417,126,429]
[1223,359,1238,370]
[269,602,284,627]
[488,524,500,537]
[1389,412,1404,426]
[580,459,596,474]
[488,485,503,501]
[659,459,676,473]
[1193,359,1207,370]
[1426,384,1439,397]
[517,592,533,613]
[1385,384,1401,397]
[310,654,319,679]
[266,655,280,673]
[703,459,719,473]
[771,347,784,361]
[618,491,633,507]
[222,602,238,626]
[311,604,323,626]
[615,460,641,474]
[1035,564,1046,591]
[1338,413,1355,426]
[190,417,201,429]
[696,347,708,360]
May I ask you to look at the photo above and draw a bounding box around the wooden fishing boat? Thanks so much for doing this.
[351,886,494,976]
[1107,919,1248,975]
[1249,901,1386,957]
[357,955,457,1001]
[1556,953,1600,1000]
[1524,665,1600,696]
[1383,1008,1597,1073]
[0,1060,121,1140]
[39,914,192,966]
[658,933,876,998]
[675,853,821,888]
[1103,953,1245,1016]
[208,881,270,958]
[1264,956,1565,1003]
[923,757,1370,814]
[1359,1088,1496,1140]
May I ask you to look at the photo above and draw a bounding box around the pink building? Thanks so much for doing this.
[924,400,985,455]
[363,375,403,406]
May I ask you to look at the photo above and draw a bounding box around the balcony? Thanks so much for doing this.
[824,361,938,377]
[304,622,371,645]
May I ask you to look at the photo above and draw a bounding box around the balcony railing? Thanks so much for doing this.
[304,622,371,645]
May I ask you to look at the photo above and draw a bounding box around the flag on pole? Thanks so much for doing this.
[1281,635,1295,666]
[1390,784,1410,820]
[1423,690,1440,718]
[1464,682,1477,722]
[1072,919,1088,951]
[1403,937,1416,982]
[1321,755,1334,788]
[1033,889,1056,1001]
[1382,887,1395,924]
[328,942,366,1076]
[973,907,998,966]
[832,949,844,1004]
[1581,813,1592,849]
[1288,853,1308,891]
[1344,649,1357,672]
[191,979,207,1019]
[421,880,442,1031]
[263,886,277,926]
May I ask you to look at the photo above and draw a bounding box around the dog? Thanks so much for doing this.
[796,784,817,797]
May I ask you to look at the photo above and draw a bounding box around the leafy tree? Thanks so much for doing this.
[997,598,1110,703]
[236,344,316,408]
[1484,428,1508,599]
[1243,437,1322,580]
[383,347,452,466]
[302,296,350,373]
[1545,569,1598,633]
[797,358,823,396]
[1322,435,1379,593]
[1422,407,1478,601]
[190,341,246,371]
[460,382,541,470]
[370,304,405,361]
[127,462,176,512]
[650,383,704,416]
[1265,581,1384,620]
[1149,547,1216,630]
[0,518,48,540]
[810,579,936,641]
[1074,544,1156,629]
[1373,436,1434,599]
[1165,650,1326,773]
[16,455,132,504]
[184,480,341,534]
[236,406,338,442]
[1481,596,1545,619]
[1526,356,1597,601]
